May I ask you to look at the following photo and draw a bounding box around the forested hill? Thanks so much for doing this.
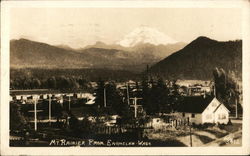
[10,38,146,71]
[148,36,242,80]
[10,38,185,72]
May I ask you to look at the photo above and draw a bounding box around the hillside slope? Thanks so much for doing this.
[10,39,185,72]
[10,39,91,68]
[149,36,242,80]
[10,39,144,71]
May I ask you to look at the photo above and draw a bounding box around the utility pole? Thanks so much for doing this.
[127,83,130,105]
[68,95,71,111]
[189,124,192,147]
[130,97,142,118]
[104,87,107,107]
[28,95,42,131]
[49,94,51,126]
[235,97,238,118]
[34,97,37,131]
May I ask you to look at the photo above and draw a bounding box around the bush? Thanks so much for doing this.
[218,123,226,130]
[203,123,215,128]
[227,119,232,125]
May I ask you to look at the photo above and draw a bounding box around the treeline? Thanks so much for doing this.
[10,75,89,90]
[10,68,139,90]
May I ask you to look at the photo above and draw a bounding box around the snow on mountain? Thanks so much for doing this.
[117,26,177,47]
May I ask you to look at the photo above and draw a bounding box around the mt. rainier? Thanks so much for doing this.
[117,26,178,47]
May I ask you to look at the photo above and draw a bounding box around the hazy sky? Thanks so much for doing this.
[10,8,241,48]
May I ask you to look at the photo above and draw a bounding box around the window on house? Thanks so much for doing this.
[212,102,217,107]
[182,113,185,117]
[206,114,212,119]
[191,114,195,118]
[218,114,221,119]
[222,114,226,119]
[218,114,226,120]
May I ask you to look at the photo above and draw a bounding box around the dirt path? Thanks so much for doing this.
[202,130,242,147]
[176,135,204,147]
[194,131,217,140]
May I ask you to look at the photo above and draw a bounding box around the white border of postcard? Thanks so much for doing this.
[1,0,250,155]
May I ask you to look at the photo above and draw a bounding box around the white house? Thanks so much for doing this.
[10,95,13,102]
[150,117,171,129]
[15,95,22,100]
[175,96,230,125]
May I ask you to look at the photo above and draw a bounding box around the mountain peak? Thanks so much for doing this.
[13,38,31,42]
[117,26,177,47]
[94,41,106,46]
[184,36,218,49]
[149,36,242,80]
[195,36,216,42]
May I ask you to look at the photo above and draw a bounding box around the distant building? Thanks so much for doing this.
[89,82,98,89]
[9,95,13,102]
[175,80,212,96]
[16,95,22,100]
[174,96,230,124]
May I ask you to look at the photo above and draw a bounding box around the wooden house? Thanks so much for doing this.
[174,96,230,124]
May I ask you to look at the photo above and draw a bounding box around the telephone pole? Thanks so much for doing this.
[189,124,192,147]
[235,97,238,118]
[130,97,142,118]
[34,97,37,131]
[68,95,71,111]
[104,87,107,107]
[127,83,130,105]
[28,95,43,131]
[48,94,51,126]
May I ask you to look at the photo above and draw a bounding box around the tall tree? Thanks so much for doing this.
[168,80,182,112]
[10,102,29,131]
[95,79,105,108]
[213,67,242,111]
[47,76,57,89]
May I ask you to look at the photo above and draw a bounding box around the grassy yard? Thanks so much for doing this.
[203,129,227,138]
[194,134,214,144]
[218,123,242,133]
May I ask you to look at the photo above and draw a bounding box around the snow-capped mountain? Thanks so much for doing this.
[117,26,177,47]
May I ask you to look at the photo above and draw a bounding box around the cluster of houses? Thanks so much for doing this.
[10,79,231,129]
[175,80,212,96]
[10,91,95,105]
[120,80,230,125]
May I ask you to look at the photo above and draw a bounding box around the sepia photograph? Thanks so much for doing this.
[1,0,250,155]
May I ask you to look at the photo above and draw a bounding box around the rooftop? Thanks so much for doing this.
[176,95,214,113]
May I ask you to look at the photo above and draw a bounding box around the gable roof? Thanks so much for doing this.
[176,96,214,113]
[213,103,230,113]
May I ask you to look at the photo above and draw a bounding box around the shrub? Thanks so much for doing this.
[227,119,232,125]
[218,123,226,130]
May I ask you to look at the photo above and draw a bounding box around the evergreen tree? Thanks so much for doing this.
[95,79,105,108]
[156,78,170,114]
[10,102,29,131]
[168,80,182,112]
[213,68,242,112]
